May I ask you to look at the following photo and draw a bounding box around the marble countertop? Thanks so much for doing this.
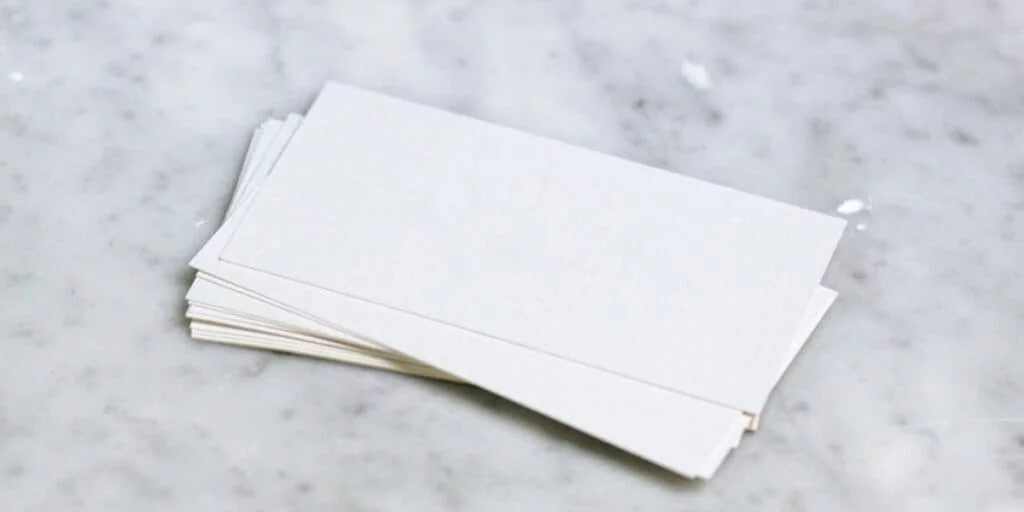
[2,1,1022,510]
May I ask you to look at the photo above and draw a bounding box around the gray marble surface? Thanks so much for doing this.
[2,1,1022,510]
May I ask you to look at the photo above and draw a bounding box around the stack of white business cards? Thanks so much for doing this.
[186,82,845,480]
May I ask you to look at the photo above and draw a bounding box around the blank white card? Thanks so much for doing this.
[218,83,844,413]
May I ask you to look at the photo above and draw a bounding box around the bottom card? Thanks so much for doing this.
[187,117,839,479]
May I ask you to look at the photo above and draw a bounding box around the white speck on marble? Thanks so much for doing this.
[8,71,24,82]
[836,198,869,215]
[680,59,712,91]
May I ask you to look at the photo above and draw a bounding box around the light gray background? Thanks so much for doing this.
[1,1,1022,510]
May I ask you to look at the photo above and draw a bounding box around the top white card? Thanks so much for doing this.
[220,83,845,413]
